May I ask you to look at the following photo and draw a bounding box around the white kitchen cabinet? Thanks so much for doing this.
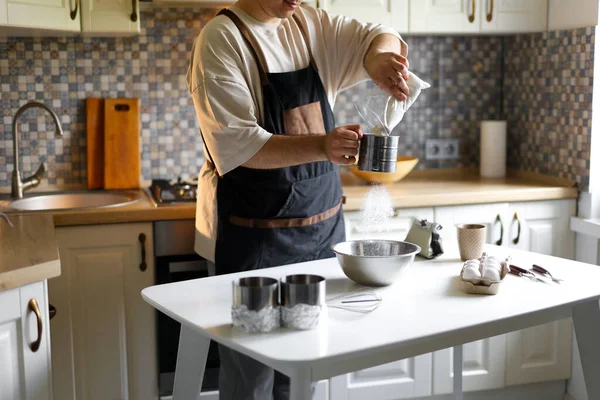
[0,0,140,34]
[432,203,510,393]
[435,199,575,258]
[316,379,329,400]
[505,319,573,386]
[434,202,509,247]
[435,199,576,390]
[334,207,433,399]
[409,0,549,34]
[549,0,598,30]
[50,223,157,400]
[409,0,480,34]
[0,0,80,31]
[330,355,432,399]
[81,0,140,34]
[0,281,53,400]
[480,0,548,33]
[319,0,409,33]
[432,335,506,394]
[153,0,234,4]
[344,207,434,242]
[504,199,575,386]
[506,199,575,259]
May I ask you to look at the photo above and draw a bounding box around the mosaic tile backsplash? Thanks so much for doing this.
[503,27,594,189]
[0,8,594,189]
[0,8,219,188]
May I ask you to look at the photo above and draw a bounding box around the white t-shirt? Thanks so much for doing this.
[186,4,404,262]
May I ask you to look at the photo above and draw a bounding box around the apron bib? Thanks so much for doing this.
[211,9,345,274]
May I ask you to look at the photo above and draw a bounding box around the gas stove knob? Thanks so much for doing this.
[178,185,195,200]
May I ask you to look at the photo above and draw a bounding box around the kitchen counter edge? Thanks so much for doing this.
[0,169,579,227]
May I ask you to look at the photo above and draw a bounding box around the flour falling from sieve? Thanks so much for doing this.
[359,184,395,235]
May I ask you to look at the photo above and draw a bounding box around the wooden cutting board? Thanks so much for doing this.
[103,98,141,189]
[86,98,105,189]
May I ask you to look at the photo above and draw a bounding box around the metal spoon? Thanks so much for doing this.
[509,264,551,284]
[532,264,563,283]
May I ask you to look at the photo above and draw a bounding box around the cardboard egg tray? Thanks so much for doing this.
[459,261,509,295]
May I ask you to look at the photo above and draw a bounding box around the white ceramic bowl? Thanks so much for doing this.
[331,240,421,287]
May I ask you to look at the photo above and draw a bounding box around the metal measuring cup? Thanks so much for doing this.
[357,134,399,173]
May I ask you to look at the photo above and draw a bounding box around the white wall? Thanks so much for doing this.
[549,0,599,30]
[567,1,600,397]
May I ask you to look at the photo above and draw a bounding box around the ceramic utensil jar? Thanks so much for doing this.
[457,224,487,261]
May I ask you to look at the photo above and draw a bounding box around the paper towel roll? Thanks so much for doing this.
[480,120,507,178]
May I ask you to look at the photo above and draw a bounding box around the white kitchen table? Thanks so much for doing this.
[141,245,600,400]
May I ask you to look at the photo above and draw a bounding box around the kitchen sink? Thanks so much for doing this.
[7,191,142,211]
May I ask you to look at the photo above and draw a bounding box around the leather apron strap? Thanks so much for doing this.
[229,200,342,229]
[218,8,270,86]
[291,12,319,73]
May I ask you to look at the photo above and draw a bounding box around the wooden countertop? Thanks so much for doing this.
[0,214,61,291]
[340,168,579,211]
[0,169,578,227]
[0,190,196,227]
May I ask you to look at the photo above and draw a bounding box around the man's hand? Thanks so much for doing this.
[325,125,363,165]
[364,34,410,101]
[365,52,410,101]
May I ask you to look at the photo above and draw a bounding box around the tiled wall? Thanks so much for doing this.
[504,27,594,189]
[335,36,504,170]
[0,8,594,189]
[0,8,218,188]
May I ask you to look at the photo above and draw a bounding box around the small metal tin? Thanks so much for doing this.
[280,274,326,307]
[232,277,279,311]
[358,134,399,173]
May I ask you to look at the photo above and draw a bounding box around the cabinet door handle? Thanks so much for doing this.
[131,0,138,22]
[468,0,476,23]
[70,0,79,20]
[486,0,494,22]
[139,233,147,271]
[28,299,43,353]
[49,304,57,320]
[512,212,521,245]
[494,214,503,246]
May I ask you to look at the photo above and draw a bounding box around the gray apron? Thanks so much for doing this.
[205,9,345,399]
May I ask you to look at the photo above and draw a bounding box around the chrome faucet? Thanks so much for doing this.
[11,101,64,199]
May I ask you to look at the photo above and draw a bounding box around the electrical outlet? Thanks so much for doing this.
[425,138,460,160]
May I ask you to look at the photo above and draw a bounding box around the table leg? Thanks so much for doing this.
[453,345,464,400]
[173,324,210,400]
[289,366,313,400]
[573,299,600,400]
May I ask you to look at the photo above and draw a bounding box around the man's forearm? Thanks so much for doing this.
[364,33,407,66]
[242,135,327,169]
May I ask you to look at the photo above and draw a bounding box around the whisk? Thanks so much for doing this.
[326,288,382,314]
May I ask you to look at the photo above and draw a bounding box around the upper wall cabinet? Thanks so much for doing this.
[81,0,140,34]
[409,0,480,34]
[319,0,409,33]
[548,0,598,30]
[0,0,80,31]
[409,0,549,34]
[0,0,140,34]
[152,0,233,3]
[480,0,548,33]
